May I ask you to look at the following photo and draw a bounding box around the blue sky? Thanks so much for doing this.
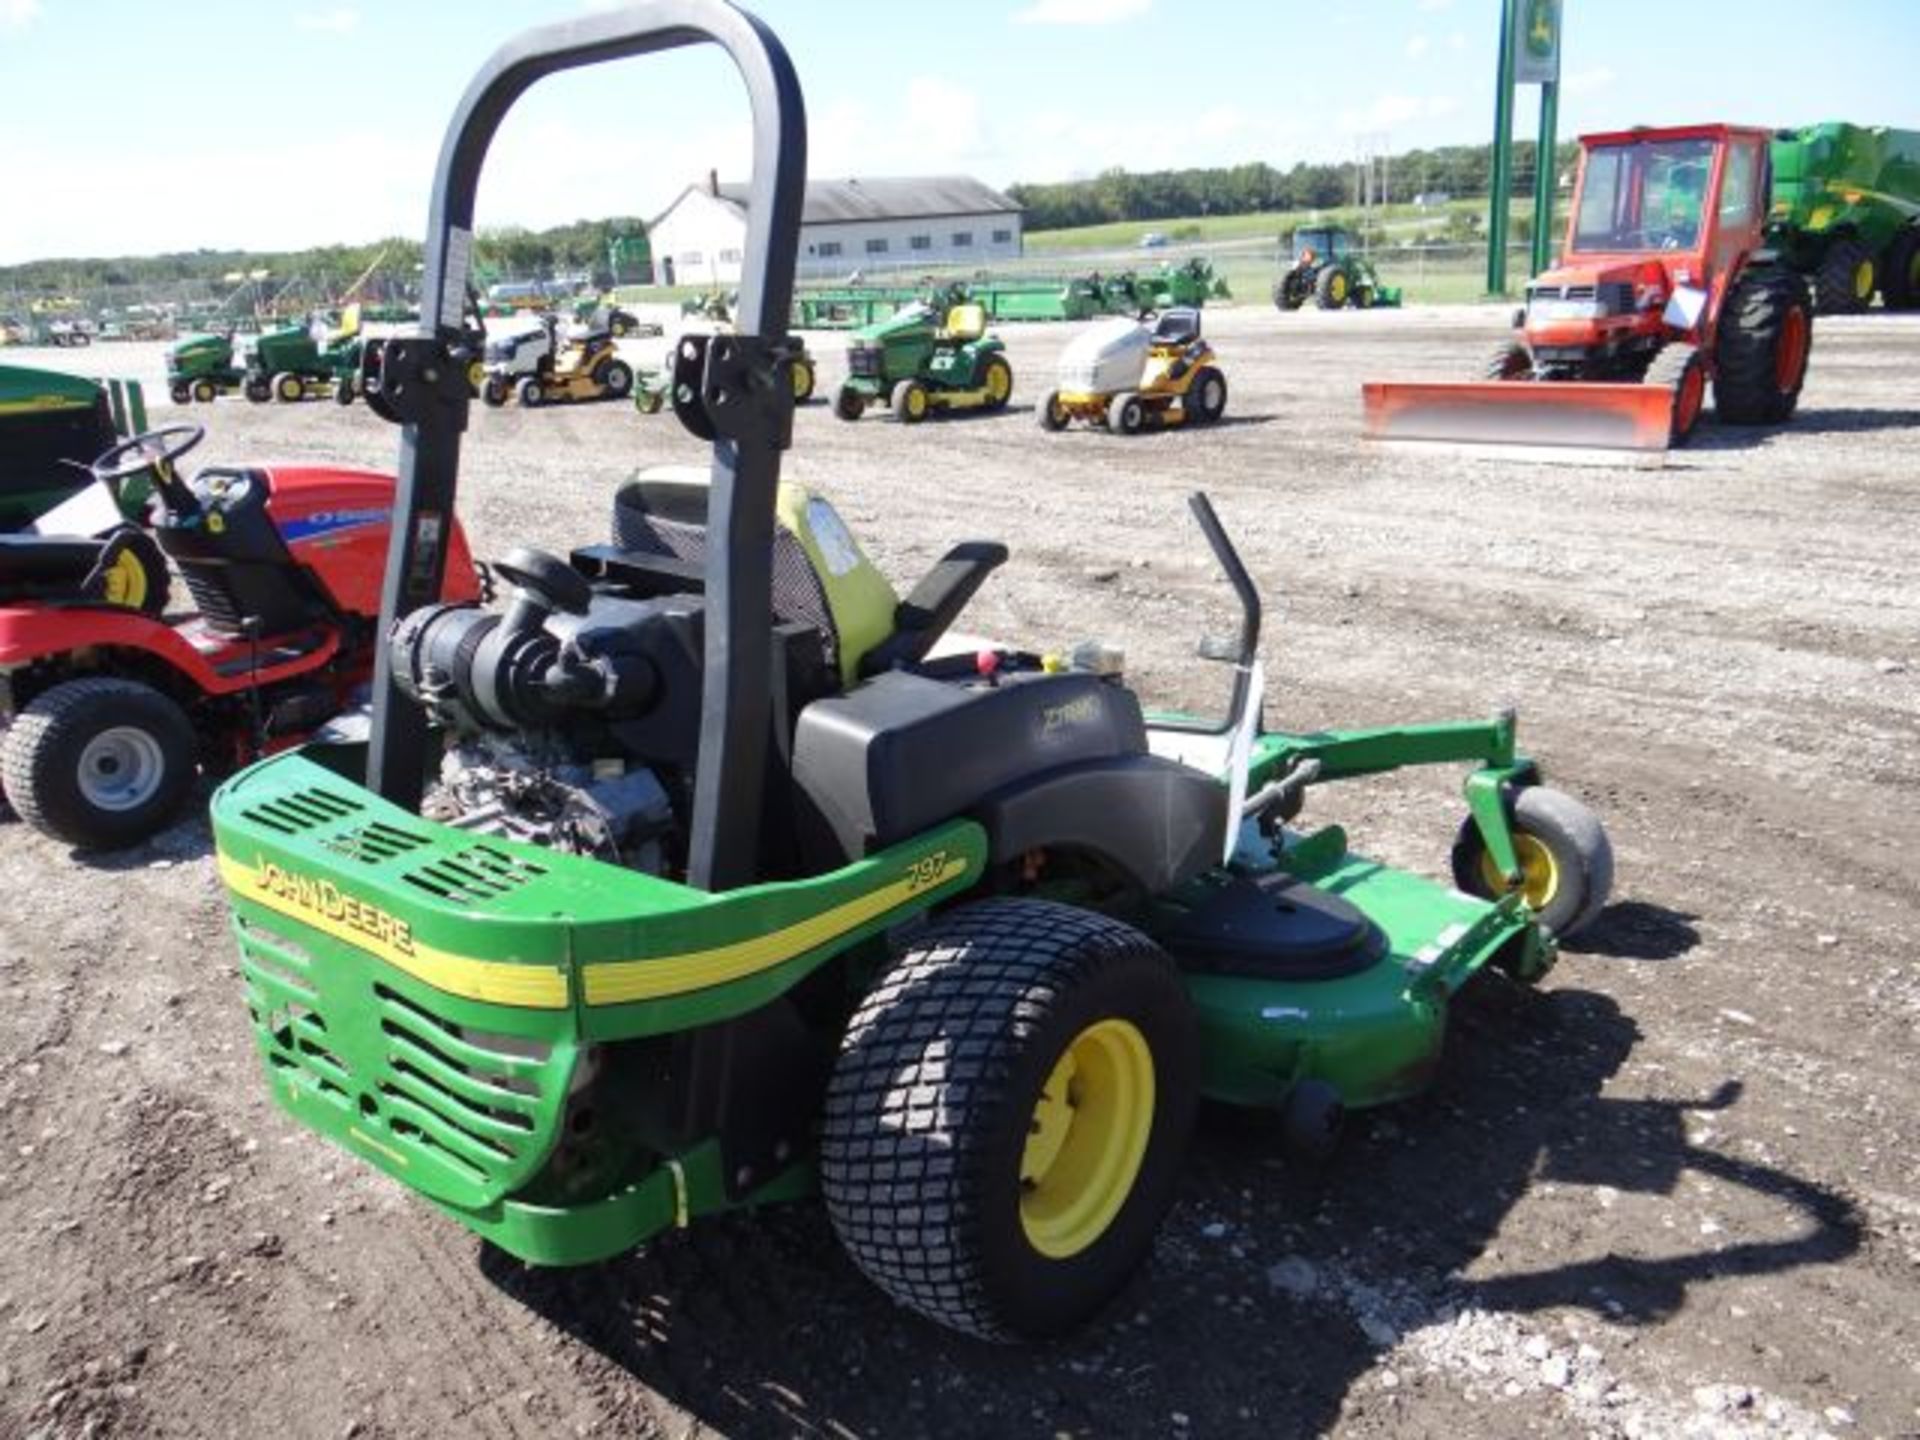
[1,0,1914,263]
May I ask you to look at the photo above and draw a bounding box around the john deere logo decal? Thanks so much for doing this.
[253,858,417,957]
[1526,0,1557,55]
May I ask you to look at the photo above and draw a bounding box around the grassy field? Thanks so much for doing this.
[1021,197,1536,254]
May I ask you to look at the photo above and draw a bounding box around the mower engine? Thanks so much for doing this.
[389,548,705,873]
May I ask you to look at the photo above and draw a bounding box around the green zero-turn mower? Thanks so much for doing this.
[832,297,1012,422]
[210,0,1615,1345]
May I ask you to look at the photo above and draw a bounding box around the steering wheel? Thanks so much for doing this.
[90,423,205,485]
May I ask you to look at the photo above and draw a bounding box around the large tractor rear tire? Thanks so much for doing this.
[1713,269,1813,425]
[2,678,197,851]
[1814,236,1876,314]
[1450,785,1614,944]
[1272,276,1306,312]
[821,898,1199,1342]
[1643,342,1707,446]
[1881,228,1920,312]
[1315,265,1350,310]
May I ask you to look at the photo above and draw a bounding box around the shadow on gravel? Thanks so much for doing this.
[1565,900,1701,961]
[1686,408,1920,451]
[57,803,213,871]
[481,985,1859,1439]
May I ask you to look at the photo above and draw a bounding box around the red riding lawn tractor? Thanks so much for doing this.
[0,423,478,849]
[1366,123,1815,458]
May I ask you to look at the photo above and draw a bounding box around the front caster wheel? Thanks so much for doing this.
[1450,784,1614,942]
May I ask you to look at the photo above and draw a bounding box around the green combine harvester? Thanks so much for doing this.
[1769,121,1920,313]
[209,0,1616,1346]
[0,363,148,530]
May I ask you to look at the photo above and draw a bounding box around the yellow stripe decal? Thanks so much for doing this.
[582,853,972,1006]
[218,852,569,1010]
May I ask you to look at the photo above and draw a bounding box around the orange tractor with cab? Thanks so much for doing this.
[1365,124,1815,458]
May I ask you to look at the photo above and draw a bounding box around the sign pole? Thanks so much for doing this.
[1486,0,1518,296]
[1530,78,1560,276]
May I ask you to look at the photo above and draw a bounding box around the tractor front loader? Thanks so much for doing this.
[1364,125,1814,460]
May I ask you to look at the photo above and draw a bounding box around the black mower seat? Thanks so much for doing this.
[792,668,1227,892]
[1152,307,1202,346]
[0,526,168,612]
[606,468,1005,686]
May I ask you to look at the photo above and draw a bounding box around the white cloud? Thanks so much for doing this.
[3,0,41,27]
[294,7,358,34]
[1563,65,1618,96]
[1405,34,1430,58]
[1012,0,1151,25]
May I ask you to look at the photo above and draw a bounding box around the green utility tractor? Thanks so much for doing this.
[242,306,367,404]
[210,1,1616,1346]
[1769,121,1920,313]
[834,298,1012,422]
[1116,257,1231,316]
[0,363,149,530]
[1273,227,1401,311]
[165,332,249,404]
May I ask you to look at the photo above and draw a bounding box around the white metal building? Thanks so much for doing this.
[646,174,1024,286]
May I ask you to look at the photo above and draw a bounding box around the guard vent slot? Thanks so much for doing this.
[243,788,365,835]
[402,843,548,904]
[322,821,436,865]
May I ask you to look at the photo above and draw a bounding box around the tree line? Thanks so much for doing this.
[1006,140,1580,231]
[0,217,649,306]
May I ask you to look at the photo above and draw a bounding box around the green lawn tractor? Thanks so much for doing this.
[0,363,149,530]
[833,298,1012,422]
[242,306,366,404]
[210,0,1615,1347]
[165,332,249,404]
[1273,226,1402,311]
[1769,121,1920,313]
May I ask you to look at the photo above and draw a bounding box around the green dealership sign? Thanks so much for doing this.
[1513,0,1562,84]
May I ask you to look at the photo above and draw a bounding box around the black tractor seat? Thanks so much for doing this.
[0,525,169,611]
[1152,307,1202,346]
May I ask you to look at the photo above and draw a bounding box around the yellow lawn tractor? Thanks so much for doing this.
[513,325,635,407]
[1039,308,1228,433]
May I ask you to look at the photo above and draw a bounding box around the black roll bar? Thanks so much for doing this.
[364,0,806,893]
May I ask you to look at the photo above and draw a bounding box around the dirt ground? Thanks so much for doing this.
[3,305,1917,1440]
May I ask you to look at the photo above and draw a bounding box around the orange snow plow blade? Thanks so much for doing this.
[1362,381,1674,466]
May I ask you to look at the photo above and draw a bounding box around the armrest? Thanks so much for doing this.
[859,541,1008,676]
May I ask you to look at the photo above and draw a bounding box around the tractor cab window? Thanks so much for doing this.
[1573,137,1716,253]
[1719,141,1760,225]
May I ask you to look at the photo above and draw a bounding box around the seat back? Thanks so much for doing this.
[1152,307,1201,346]
[940,303,987,342]
[610,466,899,685]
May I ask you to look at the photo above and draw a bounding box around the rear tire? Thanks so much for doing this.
[1643,342,1707,445]
[834,387,866,422]
[1,678,197,850]
[1483,341,1531,380]
[333,378,356,407]
[1814,236,1876,314]
[1188,366,1227,423]
[1450,785,1613,942]
[1713,269,1813,425]
[482,375,510,408]
[273,371,304,403]
[1881,227,1920,311]
[979,354,1013,410]
[243,376,271,404]
[821,898,1199,1342]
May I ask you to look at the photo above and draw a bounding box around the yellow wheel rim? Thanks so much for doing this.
[101,549,149,609]
[467,360,487,390]
[791,361,810,398]
[985,362,1010,402]
[1019,1018,1154,1259]
[1331,273,1348,303]
[1479,832,1561,911]
[1854,259,1875,301]
[906,387,927,419]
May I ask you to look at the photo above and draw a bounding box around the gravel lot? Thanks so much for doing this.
[3,304,1917,1439]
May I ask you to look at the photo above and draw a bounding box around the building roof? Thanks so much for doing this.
[710,175,1022,225]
